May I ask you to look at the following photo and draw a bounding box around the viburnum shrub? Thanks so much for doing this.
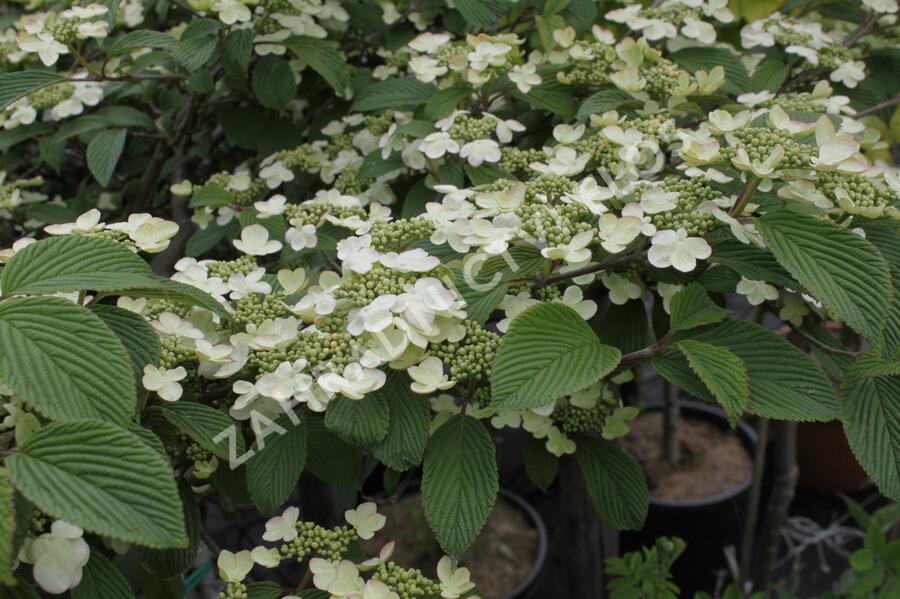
[0,0,899,596]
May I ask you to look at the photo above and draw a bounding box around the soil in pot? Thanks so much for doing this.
[618,403,755,595]
[360,493,539,599]
[621,412,752,501]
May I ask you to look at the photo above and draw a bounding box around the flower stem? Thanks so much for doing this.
[729,176,761,218]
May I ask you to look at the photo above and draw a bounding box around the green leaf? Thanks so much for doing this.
[513,79,577,118]
[491,303,621,410]
[463,163,512,185]
[668,283,730,332]
[86,128,127,187]
[652,348,713,402]
[106,30,175,56]
[751,60,789,92]
[454,0,508,29]
[576,438,648,530]
[1,235,148,295]
[451,269,506,325]
[373,374,430,471]
[246,581,283,599]
[0,236,227,317]
[351,77,437,112]
[675,340,750,424]
[252,56,296,110]
[161,402,244,461]
[576,88,637,121]
[0,297,135,425]
[7,420,186,548]
[189,182,235,208]
[424,84,472,120]
[708,231,799,290]
[840,354,900,501]
[222,29,254,80]
[91,304,160,384]
[0,70,66,112]
[136,483,200,577]
[0,576,40,599]
[523,435,558,492]
[669,47,750,95]
[305,416,364,486]
[664,320,838,421]
[422,416,498,559]
[358,150,405,179]
[246,414,307,516]
[758,210,892,348]
[71,550,135,599]
[282,36,352,95]
[172,35,217,72]
[325,394,390,447]
[0,469,16,585]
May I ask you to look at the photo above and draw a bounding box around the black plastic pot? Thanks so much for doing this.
[618,400,757,595]
[498,488,549,599]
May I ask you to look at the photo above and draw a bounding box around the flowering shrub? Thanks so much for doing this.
[0,0,899,596]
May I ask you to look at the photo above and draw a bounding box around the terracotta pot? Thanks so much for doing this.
[796,420,870,494]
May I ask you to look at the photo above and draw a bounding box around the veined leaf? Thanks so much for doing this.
[758,210,891,348]
[305,416,364,486]
[840,354,900,501]
[455,0,508,29]
[282,36,352,95]
[161,402,244,461]
[422,416,498,559]
[252,56,296,110]
[7,420,186,548]
[325,394,390,446]
[373,374,431,471]
[0,469,16,585]
[105,30,175,56]
[91,304,160,384]
[246,414,307,516]
[662,320,838,421]
[0,70,67,112]
[576,438,648,530]
[669,47,750,95]
[491,303,621,410]
[668,283,730,332]
[523,435,558,492]
[351,77,437,112]
[71,549,135,599]
[136,484,200,577]
[577,88,637,121]
[676,340,749,424]
[0,298,135,425]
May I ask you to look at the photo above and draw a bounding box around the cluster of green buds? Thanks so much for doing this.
[279,521,356,563]
[372,561,442,599]
[434,320,500,382]
[369,218,435,252]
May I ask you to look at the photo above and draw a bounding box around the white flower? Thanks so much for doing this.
[233,224,282,255]
[541,230,594,265]
[409,32,451,53]
[509,63,541,93]
[337,235,380,273]
[419,132,460,159]
[286,224,318,251]
[213,0,252,24]
[707,110,752,134]
[409,55,448,82]
[437,556,475,599]
[553,124,585,144]
[263,506,300,542]
[107,213,178,253]
[318,363,386,399]
[251,546,281,568]
[681,17,716,43]
[863,0,898,13]
[830,60,866,88]
[344,502,387,540]
[259,161,295,189]
[562,177,614,215]
[407,357,454,394]
[597,214,642,254]
[44,209,104,235]
[556,285,598,320]
[22,520,90,595]
[277,268,307,294]
[736,277,779,305]
[151,311,204,339]
[379,248,440,272]
[459,139,501,167]
[494,118,525,143]
[647,228,712,273]
[217,549,254,583]
[347,294,397,336]
[254,194,287,218]
[638,187,678,215]
[310,559,364,596]
[530,146,589,176]
[732,145,785,178]
[467,41,511,71]
[256,359,312,401]
[601,272,643,305]
[228,267,272,299]
[142,365,187,402]
[546,426,576,456]
[360,580,400,599]
[18,32,68,66]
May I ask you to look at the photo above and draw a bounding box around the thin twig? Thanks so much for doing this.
[786,323,863,357]
[543,248,648,285]
[855,94,900,118]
